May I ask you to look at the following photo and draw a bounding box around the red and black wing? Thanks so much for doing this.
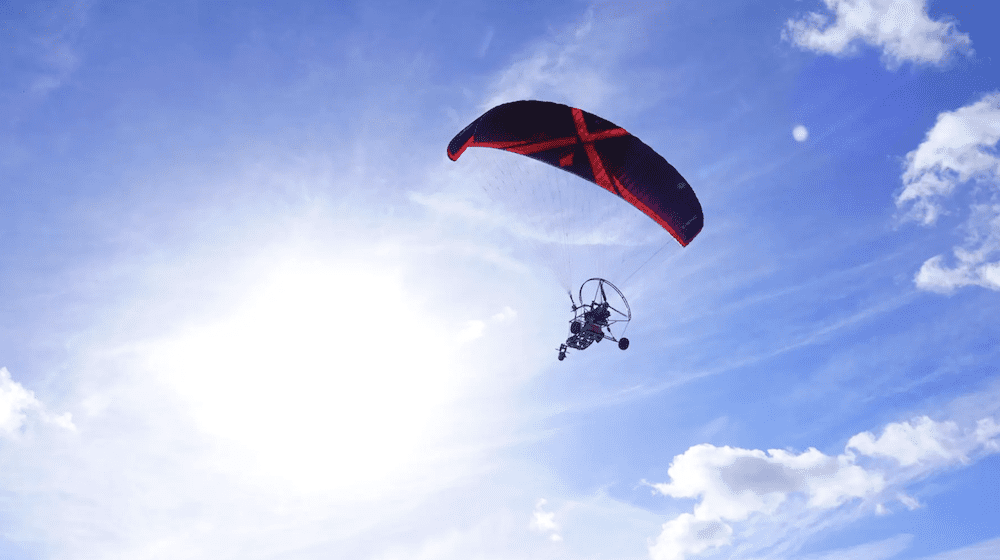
[447,100,703,246]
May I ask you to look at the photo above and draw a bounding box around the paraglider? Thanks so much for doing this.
[447,100,703,360]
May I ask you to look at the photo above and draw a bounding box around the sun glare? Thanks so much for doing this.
[149,259,459,495]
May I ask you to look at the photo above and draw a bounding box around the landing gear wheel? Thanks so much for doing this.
[558,353,565,361]
[570,321,581,334]
[618,337,629,350]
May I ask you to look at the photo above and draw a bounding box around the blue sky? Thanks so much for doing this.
[1,0,999,559]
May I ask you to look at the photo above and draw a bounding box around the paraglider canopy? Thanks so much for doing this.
[447,100,703,247]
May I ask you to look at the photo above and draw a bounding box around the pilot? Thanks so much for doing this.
[592,303,611,324]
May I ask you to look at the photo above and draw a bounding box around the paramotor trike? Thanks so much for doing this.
[558,278,631,361]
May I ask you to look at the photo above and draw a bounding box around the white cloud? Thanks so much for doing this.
[457,306,520,343]
[846,415,1000,467]
[648,415,1000,560]
[0,367,75,435]
[457,319,487,342]
[652,444,888,519]
[784,0,972,68]
[912,205,1000,292]
[530,498,561,541]
[649,513,733,560]
[0,368,42,435]
[492,306,517,322]
[895,93,1000,292]
[898,93,1000,224]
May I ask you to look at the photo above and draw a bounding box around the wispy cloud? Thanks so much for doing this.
[530,498,563,542]
[477,26,495,57]
[913,536,1000,560]
[481,9,610,110]
[797,534,913,560]
[783,0,973,68]
[479,3,667,113]
[10,0,89,98]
